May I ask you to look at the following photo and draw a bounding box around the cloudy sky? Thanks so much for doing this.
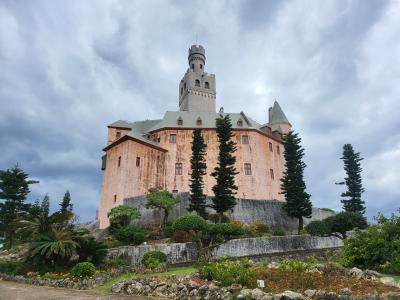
[0,0,399,222]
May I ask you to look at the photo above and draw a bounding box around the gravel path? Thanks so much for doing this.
[0,280,160,300]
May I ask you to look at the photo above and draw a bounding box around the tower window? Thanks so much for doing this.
[175,163,183,175]
[113,194,117,203]
[237,119,243,127]
[195,79,200,87]
[270,169,274,180]
[191,64,194,70]
[196,118,202,126]
[200,64,203,69]
[116,132,121,139]
[169,134,177,143]
[118,156,121,167]
[205,81,210,89]
[269,142,273,152]
[277,145,280,155]
[184,82,186,89]
[180,87,183,94]
[242,135,249,144]
[244,163,252,175]
[136,157,140,167]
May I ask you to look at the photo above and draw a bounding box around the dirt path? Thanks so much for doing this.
[0,280,160,300]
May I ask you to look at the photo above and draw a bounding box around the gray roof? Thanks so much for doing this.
[269,101,290,125]
[108,120,133,128]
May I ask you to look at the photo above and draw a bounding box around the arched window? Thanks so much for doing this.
[191,64,194,70]
[180,87,183,95]
[237,119,243,127]
[205,82,210,89]
[195,79,200,87]
[196,117,202,126]
[200,64,203,69]
[177,117,183,126]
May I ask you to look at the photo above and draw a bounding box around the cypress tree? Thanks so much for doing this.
[0,165,38,249]
[337,144,365,214]
[211,114,238,222]
[60,190,73,213]
[280,131,312,233]
[189,129,208,218]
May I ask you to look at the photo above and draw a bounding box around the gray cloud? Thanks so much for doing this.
[0,0,398,221]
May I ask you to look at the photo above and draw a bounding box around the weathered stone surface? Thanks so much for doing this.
[380,277,398,288]
[239,288,253,298]
[281,290,304,300]
[252,288,266,300]
[349,267,364,279]
[304,289,317,297]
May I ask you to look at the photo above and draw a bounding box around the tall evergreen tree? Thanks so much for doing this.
[211,114,238,222]
[280,131,312,233]
[337,144,365,214]
[60,190,73,213]
[0,165,38,249]
[189,129,208,218]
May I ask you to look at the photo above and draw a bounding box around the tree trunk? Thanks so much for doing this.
[298,217,304,234]
[218,212,223,223]
[162,209,169,229]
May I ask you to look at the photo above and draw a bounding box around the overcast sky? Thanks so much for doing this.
[0,0,399,222]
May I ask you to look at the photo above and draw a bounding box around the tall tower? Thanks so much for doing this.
[179,45,216,112]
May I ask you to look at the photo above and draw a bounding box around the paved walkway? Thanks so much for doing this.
[0,280,160,300]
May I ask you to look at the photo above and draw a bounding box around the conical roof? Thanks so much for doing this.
[269,101,290,125]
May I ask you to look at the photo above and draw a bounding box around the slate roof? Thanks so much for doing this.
[269,101,291,125]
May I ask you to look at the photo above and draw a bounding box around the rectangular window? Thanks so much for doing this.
[113,194,117,203]
[277,145,280,155]
[136,157,140,167]
[118,156,121,167]
[169,134,177,143]
[242,135,249,144]
[269,142,273,152]
[175,163,183,175]
[270,169,274,180]
[116,132,121,139]
[244,163,252,175]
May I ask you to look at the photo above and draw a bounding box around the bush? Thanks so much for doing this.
[272,227,287,236]
[208,213,230,223]
[70,262,96,279]
[102,257,130,268]
[172,214,207,232]
[305,220,330,237]
[244,223,270,237]
[142,250,167,269]
[171,230,193,243]
[326,211,368,238]
[108,205,141,232]
[76,237,108,265]
[113,224,147,245]
[163,221,174,238]
[278,259,309,272]
[199,256,256,286]
[0,260,22,275]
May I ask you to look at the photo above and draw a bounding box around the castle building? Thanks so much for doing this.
[98,45,291,229]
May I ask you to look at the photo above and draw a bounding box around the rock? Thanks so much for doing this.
[221,291,232,300]
[261,294,274,300]
[349,267,364,279]
[380,277,398,287]
[252,288,266,300]
[382,292,400,300]
[268,262,279,269]
[273,294,283,300]
[239,289,253,298]
[338,288,352,296]
[304,289,317,297]
[111,282,124,293]
[364,270,382,278]
[281,290,304,300]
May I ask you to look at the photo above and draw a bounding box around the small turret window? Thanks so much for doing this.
[237,119,243,127]
[116,132,121,139]
[205,82,210,89]
[191,64,194,70]
[195,79,200,87]
[200,64,203,69]
[196,118,202,126]
[180,87,183,95]
[177,117,183,126]
[184,83,186,89]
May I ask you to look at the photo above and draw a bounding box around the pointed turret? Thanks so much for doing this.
[268,101,291,134]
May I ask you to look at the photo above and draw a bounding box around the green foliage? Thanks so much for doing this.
[199,256,256,286]
[76,237,108,266]
[172,214,207,232]
[244,223,270,237]
[189,129,208,219]
[70,262,96,279]
[163,221,174,238]
[208,213,230,223]
[342,210,400,273]
[211,115,238,220]
[102,257,130,268]
[208,222,245,239]
[272,227,287,236]
[107,205,140,230]
[60,190,73,213]
[142,250,167,268]
[0,165,38,249]
[278,259,309,272]
[113,224,147,245]
[338,144,365,214]
[280,131,312,233]
[305,220,331,237]
[321,208,335,213]
[0,259,23,275]
[146,188,179,229]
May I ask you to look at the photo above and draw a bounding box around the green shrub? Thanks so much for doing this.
[108,205,141,231]
[113,224,147,245]
[172,214,207,232]
[163,222,174,238]
[70,262,96,279]
[0,260,22,275]
[325,211,368,238]
[207,213,230,223]
[102,257,130,268]
[272,227,287,236]
[305,220,330,237]
[209,222,245,239]
[76,237,108,265]
[278,259,308,272]
[142,250,167,268]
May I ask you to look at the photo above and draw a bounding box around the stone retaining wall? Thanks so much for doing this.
[108,235,343,266]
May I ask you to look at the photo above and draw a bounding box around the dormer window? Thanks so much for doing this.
[205,82,210,89]
[237,119,243,127]
[195,79,200,87]
[196,117,202,126]
[177,117,183,126]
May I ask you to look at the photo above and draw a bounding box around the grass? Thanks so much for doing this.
[382,274,400,282]
[92,266,196,293]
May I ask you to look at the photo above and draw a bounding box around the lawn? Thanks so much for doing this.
[93,266,197,293]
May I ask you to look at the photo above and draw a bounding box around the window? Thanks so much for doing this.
[136,157,140,167]
[180,87,183,94]
[184,82,186,89]
[200,64,203,69]
[270,169,274,180]
[118,156,121,167]
[191,64,194,70]
[269,142,273,152]
[277,145,280,155]
[196,117,202,126]
[244,163,252,175]
[175,163,183,175]
[242,135,249,144]
[113,194,117,203]
[177,117,183,125]
[169,134,177,143]
[205,81,210,89]
[116,132,121,139]
[237,119,243,127]
[195,79,200,87]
